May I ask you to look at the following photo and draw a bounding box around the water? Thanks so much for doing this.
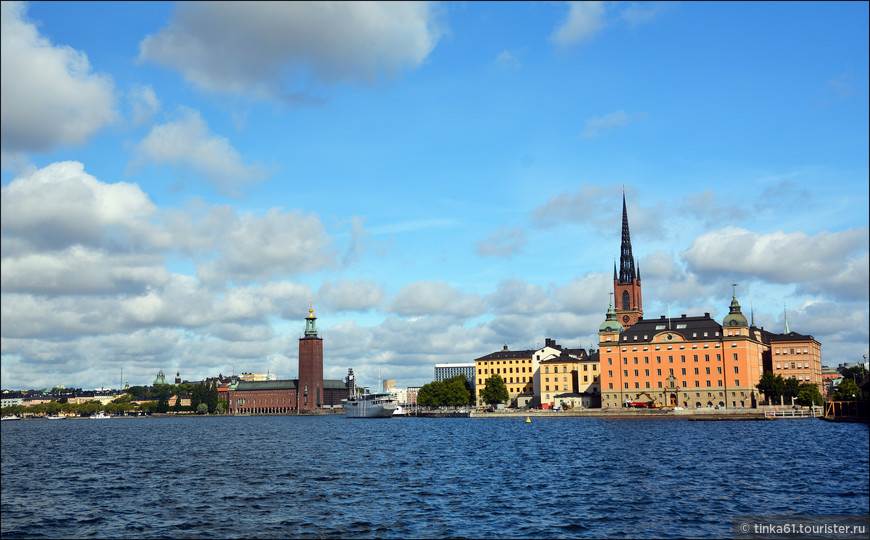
[2,416,868,538]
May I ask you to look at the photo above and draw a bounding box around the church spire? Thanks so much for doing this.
[618,192,636,285]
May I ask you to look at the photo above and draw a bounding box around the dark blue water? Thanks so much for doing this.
[2,416,868,538]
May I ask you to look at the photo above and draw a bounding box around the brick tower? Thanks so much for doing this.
[298,305,323,410]
[613,192,643,329]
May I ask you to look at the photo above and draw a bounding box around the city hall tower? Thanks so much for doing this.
[298,305,323,410]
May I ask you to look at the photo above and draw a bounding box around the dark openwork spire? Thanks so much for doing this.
[618,193,636,285]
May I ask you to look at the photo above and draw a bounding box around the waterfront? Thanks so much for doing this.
[2,416,868,539]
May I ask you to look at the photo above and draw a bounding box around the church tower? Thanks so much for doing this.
[613,193,643,328]
[298,305,323,410]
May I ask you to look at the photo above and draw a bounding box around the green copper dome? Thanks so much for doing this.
[599,300,624,333]
[722,294,748,327]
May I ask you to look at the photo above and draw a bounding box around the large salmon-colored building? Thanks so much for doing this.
[597,193,822,409]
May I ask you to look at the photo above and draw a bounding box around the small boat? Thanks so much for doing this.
[46,415,66,420]
[1,415,22,421]
[342,393,398,418]
[89,412,111,419]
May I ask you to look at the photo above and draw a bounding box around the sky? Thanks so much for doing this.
[1,1,868,392]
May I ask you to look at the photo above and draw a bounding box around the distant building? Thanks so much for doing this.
[537,339,598,409]
[434,363,475,384]
[154,370,168,386]
[474,345,537,407]
[227,307,348,414]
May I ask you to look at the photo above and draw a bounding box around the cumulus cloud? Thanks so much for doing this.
[389,281,486,317]
[551,1,607,46]
[0,161,158,253]
[475,226,526,257]
[0,1,116,153]
[318,279,386,313]
[131,108,269,195]
[195,208,338,284]
[681,226,870,292]
[138,1,443,102]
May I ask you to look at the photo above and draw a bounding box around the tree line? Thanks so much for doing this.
[2,379,226,417]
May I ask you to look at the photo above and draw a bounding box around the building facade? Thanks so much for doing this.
[434,363,476,385]
[474,345,537,407]
[598,295,767,409]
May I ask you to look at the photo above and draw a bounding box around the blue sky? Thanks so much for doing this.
[2,1,868,391]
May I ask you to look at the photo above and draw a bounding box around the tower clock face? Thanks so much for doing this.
[622,315,630,323]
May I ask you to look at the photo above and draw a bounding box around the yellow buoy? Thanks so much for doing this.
[525,417,531,423]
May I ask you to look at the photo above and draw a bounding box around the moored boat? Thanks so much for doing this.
[342,393,398,418]
[89,411,111,419]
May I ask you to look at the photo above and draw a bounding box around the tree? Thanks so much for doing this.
[840,365,867,383]
[197,403,209,414]
[783,377,801,399]
[207,380,219,413]
[173,395,182,413]
[417,381,447,407]
[481,374,509,406]
[444,376,471,407]
[833,379,861,401]
[756,371,785,404]
[796,383,824,407]
[190,381,204,412]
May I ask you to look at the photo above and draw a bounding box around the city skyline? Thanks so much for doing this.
[2,1,868,391]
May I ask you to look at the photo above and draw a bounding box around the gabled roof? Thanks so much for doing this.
[234,380,297,391]
[762,329,817,343]
[475,349,535,362]
[619,313,722,342]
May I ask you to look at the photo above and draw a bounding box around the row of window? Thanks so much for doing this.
[776,362,812,369]
[608,366,739,378]
[605,353,741,365]
[607,380,741,389]
[775,348,810,355]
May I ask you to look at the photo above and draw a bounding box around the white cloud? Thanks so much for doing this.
[0,1,116,153]
[620,2,675,27]
[131,108,268,195]
[128,84,161,126]
[681,226,870,293]
[551,1,606,47]
[138,1,443,102]
[0,161,158,253]
[581,110,629,138]
[389,281,486,317]
[475,226,526,257]
[318,279,386,312]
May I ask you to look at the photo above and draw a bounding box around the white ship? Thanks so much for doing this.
[341,367,398,418]
[342,392,398,418]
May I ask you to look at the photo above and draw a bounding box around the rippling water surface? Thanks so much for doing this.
[2,415,868,538]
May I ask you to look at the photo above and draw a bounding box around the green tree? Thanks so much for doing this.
[197,403,209,414]
[783,377,801,399]
[216,399,227,414]
[44,401,62,416]
[833,379,861,401]
[481,374,509,406]
[190,381,203,412]
[444,376,471,407]
[207,380,219,413]
[756,371,785,404]
[417,380,447,407]
[840,366,868,383]
[173,394,182,413]
[796,383,824,407]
